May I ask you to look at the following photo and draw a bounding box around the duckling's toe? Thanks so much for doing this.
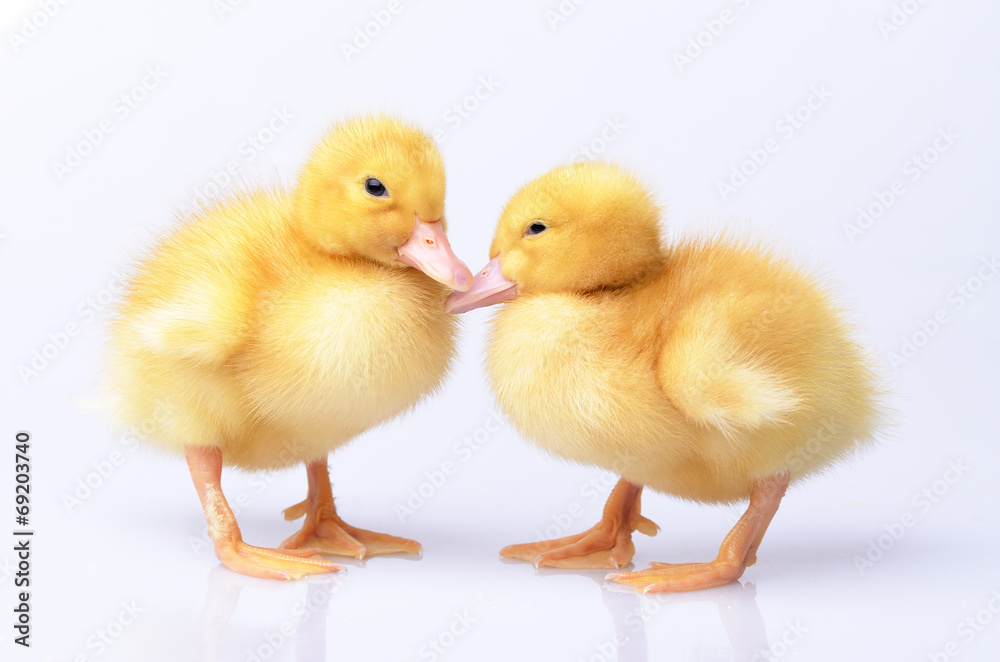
[501,478,657,570]
[280,515,421,559]
[335,522,422,557]
[281,459,423,559]
[607,559,746,593]
[280,516,367,559]
[214,541,344,581]
[502,532,637,570]
[607,471,790,593]
[281,499,310,521]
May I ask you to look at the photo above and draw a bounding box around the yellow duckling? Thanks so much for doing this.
[446,161,881,593]
[106,115,473,580]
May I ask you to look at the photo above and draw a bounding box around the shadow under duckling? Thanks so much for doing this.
[446,161,881,593]
[105,115,472,580]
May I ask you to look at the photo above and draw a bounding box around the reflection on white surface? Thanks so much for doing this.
[192,561,781,662]
[532,568,772,662]
[194,566,346,662]
[196,567,241,662]
[295,581,336,662]
[11,434,1000,661]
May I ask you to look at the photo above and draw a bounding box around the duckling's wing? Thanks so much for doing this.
[121,262,255,365]
[119,193,286,366]
[656,303,801,438]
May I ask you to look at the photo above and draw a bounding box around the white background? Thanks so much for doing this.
[2,1,999,661]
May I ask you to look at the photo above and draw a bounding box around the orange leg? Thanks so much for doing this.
[608,471,790,593]
[280,459,421,558]
[185,445,341,581]
[500,479,660,569]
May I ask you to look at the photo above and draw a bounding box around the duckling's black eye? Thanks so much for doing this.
[364,178,388,197]
[524,221,548,236]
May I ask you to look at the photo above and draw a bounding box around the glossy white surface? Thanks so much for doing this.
[2,1,999,660]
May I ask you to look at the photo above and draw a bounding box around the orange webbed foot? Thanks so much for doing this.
[280,459,421,559]
[607,471,790,593]
[607,559,746,593]
[501,479,658,570]
[214,540,343,581]
[185,445,342,581]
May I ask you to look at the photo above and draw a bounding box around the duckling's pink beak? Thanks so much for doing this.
[397,217,473,292]
[444,256,519,314]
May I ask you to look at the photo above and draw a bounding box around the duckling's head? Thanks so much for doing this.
[294,115,472,291]
[446,161,663,313]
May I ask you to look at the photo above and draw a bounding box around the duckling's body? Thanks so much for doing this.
[447,161,880,592]
[111,191,455,471]
[106,116,472,580]
[488,237,876,504]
